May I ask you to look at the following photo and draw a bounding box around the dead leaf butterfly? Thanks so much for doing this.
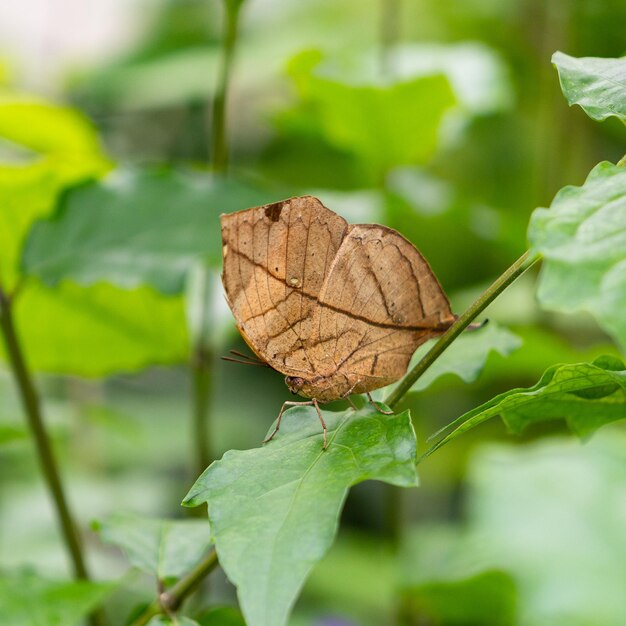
[221,196,455,447]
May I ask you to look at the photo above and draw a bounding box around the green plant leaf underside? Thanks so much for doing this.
[22,168,273,294]
[184,407,418,626]
[0,573,113,626]
[94,512,211,584]
[528,161,626,352]
[424,355,626,458]
[552,51,626,123]
[2,280,188,376]
[394,322,522,395]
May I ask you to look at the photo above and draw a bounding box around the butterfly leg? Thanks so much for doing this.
[345,396,359,411]
[312,398,328,450]
[366,392,393,415]
[262,399,327,449]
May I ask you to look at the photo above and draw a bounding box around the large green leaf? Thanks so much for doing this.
[94,512,211,585]
[0,97,109,291]
[0,572,113,626]
[22,169,272,294]
[183,406,418,626]
[552,52,626,123]
[5,280,188,375]
[467,434,626,625]
[287,50,456,177]
[528,161,626,351]
[423,355,626,458]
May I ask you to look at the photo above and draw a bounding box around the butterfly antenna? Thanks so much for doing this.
[221,355,271,368]
[229,349,265,363]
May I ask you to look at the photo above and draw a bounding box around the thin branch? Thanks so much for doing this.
[385,250,541,408]
[0,287,104,626]
[129,550,219,626]
[211,0,244,174]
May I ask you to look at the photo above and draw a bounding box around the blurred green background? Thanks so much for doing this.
[0,0,625,624]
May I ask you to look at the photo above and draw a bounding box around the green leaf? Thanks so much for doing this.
[147,617,200,626]
[396,323,522,394]
[94,512,211,584]
[400,570,517,626]
[5,281,188,375]
[183,407,418,626]
[424,356,626,458]
[197,607,246,626]
[528,161,626,351]
[22,168,272,294]
[467,434,626,625]
[0,95,106,157]
[0,424,27,446]
[552,52,626,123]
[0,572,113,626]
[0,98,109,291]
[287,50,456,177]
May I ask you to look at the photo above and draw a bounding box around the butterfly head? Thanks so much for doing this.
[285,376,306,396]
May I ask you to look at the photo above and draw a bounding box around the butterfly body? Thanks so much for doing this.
[221,196,455,404]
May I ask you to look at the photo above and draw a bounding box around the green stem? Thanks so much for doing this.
[0,288,104,626]
[212,0,243,174]
[129,550,219,626]
[385,250,541,409]
[379,0,401,76]
[191,338,214,476]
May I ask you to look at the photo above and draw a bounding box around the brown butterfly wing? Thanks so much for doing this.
[220,196,348,377]
[313,224,455,393]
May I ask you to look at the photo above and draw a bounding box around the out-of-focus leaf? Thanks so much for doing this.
[0,424,27,446]
[184,407,418,626]
[287,50,456,177]
[94,512,211,584]
[75,48,220,110]
[22,169,272,294]
[400,570,517,626]
[197,607,246,626]
[0,98,109,291]
[386,323,522,396]
[467,434,626,625]
[424,356,626,458]
[4,281,188,376]
[0,572,113,626]
[528,161,626,351]
[303,532,395,622]
[386,42,513,115]
[0,96,106,158]
[147,617,200,626]
[552,52,626,123]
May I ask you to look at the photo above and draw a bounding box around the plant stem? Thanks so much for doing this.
[379,0,401,76]
[0,288,104,626]
[129,549,219,626]
[385,250,541,409]
[212,0,243,174]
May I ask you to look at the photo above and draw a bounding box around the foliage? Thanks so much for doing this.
[0,573,114,626]
[424,355,626,458]
[529,161,626,352]
[552,52,626,123]
[94,513,211,585]
[0,6,625,626]
[22,170,272,294]
[184,407,418,626]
